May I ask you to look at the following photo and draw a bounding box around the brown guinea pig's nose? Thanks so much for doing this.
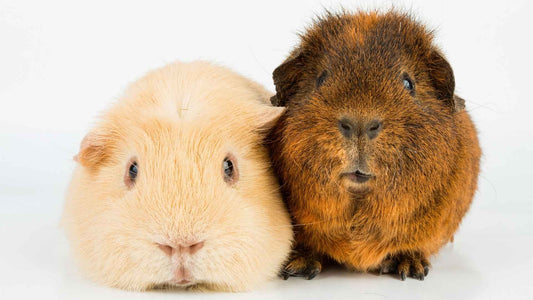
[338,118,383,139]
[157,241,204,256]
[366,120,383,139]
[338,119,355,138]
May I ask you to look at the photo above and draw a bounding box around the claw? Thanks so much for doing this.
[378,252,430,281]
[281,250,322,280]
[305,267,320,280]
[400,271,406,281]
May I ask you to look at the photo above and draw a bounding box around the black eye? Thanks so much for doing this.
[125,159,137,188]
[129,162,138,180]
[223,159,233,177]
[316,70,328,88]
[402,73,415,95]
[222,154,239,185]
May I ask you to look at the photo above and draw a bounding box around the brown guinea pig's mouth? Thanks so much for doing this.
[342,170,374,184]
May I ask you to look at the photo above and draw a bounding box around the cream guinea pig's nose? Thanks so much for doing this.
[157,241,204,256]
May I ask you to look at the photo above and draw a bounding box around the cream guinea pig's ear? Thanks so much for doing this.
[73,129,113,170]
[255,105,286,133]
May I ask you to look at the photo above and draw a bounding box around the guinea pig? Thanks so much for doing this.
[268,10,481,281]
[62,61,293,292]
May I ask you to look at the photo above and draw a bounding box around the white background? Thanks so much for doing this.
[1,0,532,299]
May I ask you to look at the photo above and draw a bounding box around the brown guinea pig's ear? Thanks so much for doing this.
[453,95,466,112]
[271,49,305,107]
[255,105,286,132]
[73,130,112,170]
[426,50,461,111]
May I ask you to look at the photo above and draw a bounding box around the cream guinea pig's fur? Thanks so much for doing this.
[62,61,293,292]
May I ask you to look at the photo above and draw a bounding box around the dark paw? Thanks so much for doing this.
[280,252,322,280]
[376,252,430,281]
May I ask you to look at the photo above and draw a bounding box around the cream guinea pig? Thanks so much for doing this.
[62,61,293,292]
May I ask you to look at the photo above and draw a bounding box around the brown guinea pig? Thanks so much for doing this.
[268,10,481,281]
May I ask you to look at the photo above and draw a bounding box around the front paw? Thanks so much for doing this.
[280,250,322,280]
[376,251,430,281]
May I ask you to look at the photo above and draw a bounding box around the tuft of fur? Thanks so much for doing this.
[269,10,481,280]
[62,61,293,292]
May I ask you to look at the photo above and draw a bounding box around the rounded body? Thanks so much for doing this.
[62,61,293,291]
[269,11,481,279]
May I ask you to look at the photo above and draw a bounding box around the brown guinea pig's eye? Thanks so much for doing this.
[124,158,137,189]
[402,73,415,95]
[316,70,328,88]
[222,154,239,186]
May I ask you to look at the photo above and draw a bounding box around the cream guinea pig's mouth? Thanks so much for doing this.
[167,268,197,288]
[169,278,195,287]
[154,241,204,288]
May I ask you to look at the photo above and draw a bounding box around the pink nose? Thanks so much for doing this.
[157,241,204,256]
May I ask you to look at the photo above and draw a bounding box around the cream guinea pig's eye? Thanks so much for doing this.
[222,154,239,186]
[124,159,137,188]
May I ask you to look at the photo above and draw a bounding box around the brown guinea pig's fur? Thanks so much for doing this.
[268,10,481,280]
